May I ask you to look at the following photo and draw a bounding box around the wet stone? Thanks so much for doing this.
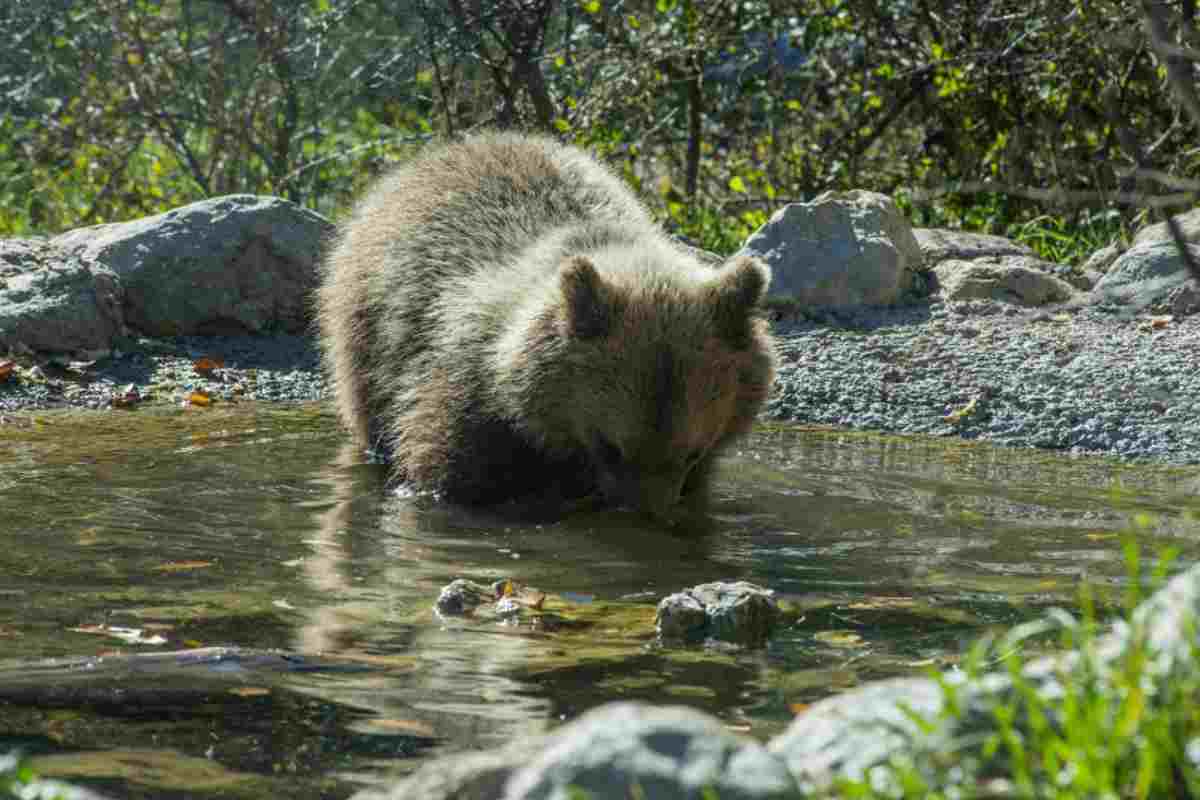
[434,579,496,616]
[656,581,781,646]
[655,592,707,641]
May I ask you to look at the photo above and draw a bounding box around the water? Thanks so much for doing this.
[1,405,1197,798]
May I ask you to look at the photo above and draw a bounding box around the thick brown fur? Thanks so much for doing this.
[317,132,776,519]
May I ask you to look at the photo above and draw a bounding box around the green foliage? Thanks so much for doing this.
[1,0,1194,256]
[1,755,66,800]
[833,541,1200,799]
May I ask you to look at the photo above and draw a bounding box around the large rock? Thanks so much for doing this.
[656,581,781,646]
[1132,206,1200,247]
[738,191,924,307]
[1092,240,1200,309]
[51,195,333,337]
[362,704,797,800]
[933,255,1075,306]
[0,248,124,357]
[506,703,797,800]
[357,741,542,800]
[913,228,1034,265]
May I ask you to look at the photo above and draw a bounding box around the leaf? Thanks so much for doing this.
[580,0,600,12]
[193,356,223,375]
[728,175,747,193]
[789,702,810,715]
[0,360,14,381]
[188,390,214,406]
[363,718,438,737]
[943,397,979,425]
[814,630,866,647]
[153,560,214,572]
[229,687,271,697]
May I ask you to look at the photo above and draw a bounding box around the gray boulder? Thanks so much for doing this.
[738,191,923,307]
[359,704,797,800]
[0,238,48,277]
[51,195,333,337]
[657,581,782,646]
[1092,240,1200,309]
[768,675,949,791]
[913,228,1034,265]
[357,741,542,800]
[505,703,797,800]
[0,249,124,357]
[1131,206,1200,247]
[934,255,1075,306]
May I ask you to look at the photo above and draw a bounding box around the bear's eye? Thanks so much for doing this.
[595,435,624,468]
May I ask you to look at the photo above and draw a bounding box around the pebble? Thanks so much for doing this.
[767,301,1200,464]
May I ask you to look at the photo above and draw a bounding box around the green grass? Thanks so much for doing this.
[833,541,1200,799]
[1,755,67,800]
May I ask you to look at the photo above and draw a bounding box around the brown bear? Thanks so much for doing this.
[316,132,776,520]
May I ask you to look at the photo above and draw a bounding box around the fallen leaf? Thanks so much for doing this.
[193,356,224,375]
[814,630,866,648]
[153,560,214,572]
[846,596,916,610]
[943,397,979,425]
[789,703,810,715]
[188,390,214,407]
[1150,315,1172,329]
[0,361,14,381]
[362,718,438,738]
[229,687,271,698]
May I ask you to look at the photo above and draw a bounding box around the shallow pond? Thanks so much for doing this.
[1,404,1197,798]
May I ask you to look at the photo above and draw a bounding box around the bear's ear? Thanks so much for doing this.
[560,256,616,339]
[711,255,770,345]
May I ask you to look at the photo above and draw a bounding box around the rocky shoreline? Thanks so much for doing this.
[5,193,1200,467]
[4,303,1199,467]
[769,299,1200,465]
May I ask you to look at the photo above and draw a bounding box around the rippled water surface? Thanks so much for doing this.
[1,404,1197,798]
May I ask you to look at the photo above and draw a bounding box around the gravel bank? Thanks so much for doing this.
[767,300,1200,464]
[0,334,325,413]
[3,302,1198,466]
